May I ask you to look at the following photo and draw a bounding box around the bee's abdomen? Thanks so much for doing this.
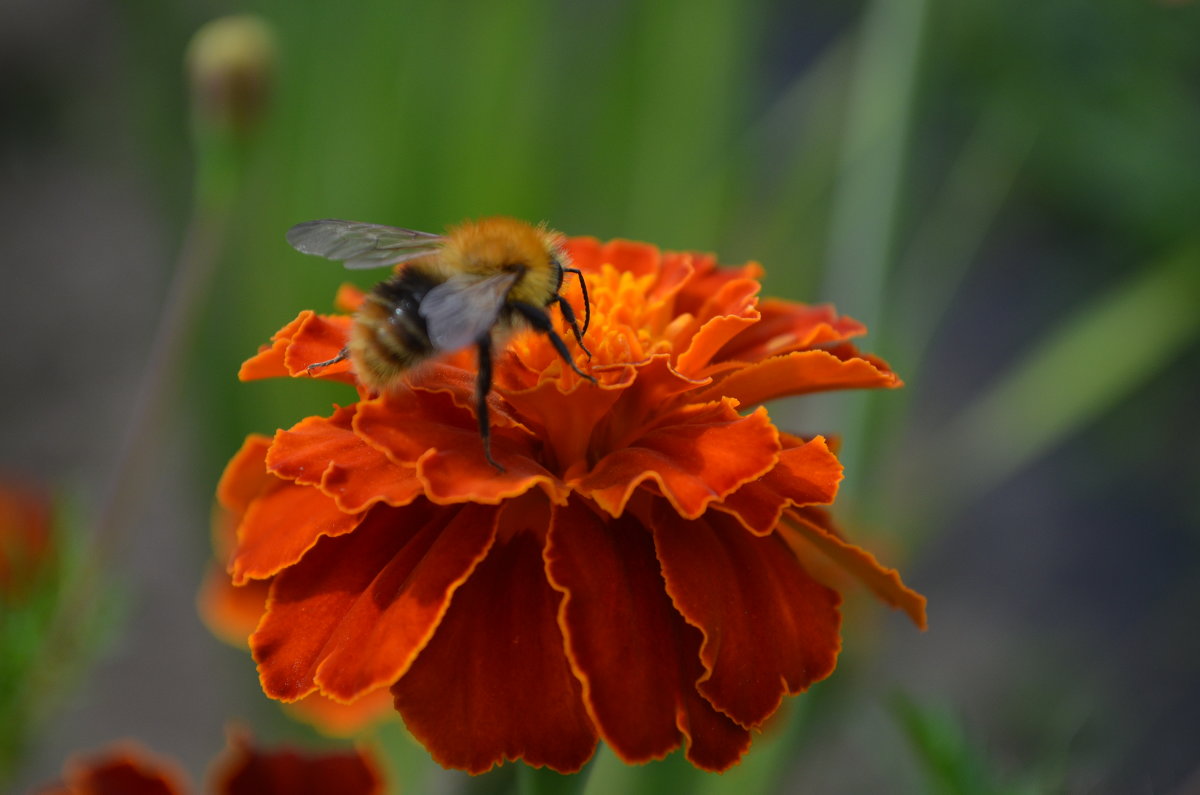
[349,269,438,391]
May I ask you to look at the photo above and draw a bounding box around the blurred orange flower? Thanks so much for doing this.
[216,236,926,773]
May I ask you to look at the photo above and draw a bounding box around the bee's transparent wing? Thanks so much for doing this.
[286,219,444,270]
[420,271,521,352]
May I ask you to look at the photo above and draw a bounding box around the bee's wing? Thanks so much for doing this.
[420,271,521,352]
[286,219,444,270]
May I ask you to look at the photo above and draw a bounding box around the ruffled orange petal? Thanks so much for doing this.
[216,435,274,514]
[565,237,661,281]
[391,497,597,774]
[545,500,751,769]
[230,477,364,585]
[266,405,423,512]
[782,508,927,628]
[715,301,866,363]
[576,402,778,520]
[210,728,384,795]
[673,278,761,378]
[354,391,567,505]
[239,311,355,385]
[714,436,843,535]
[497,371,629,472]
[251,501,496,702]
[700,348,901,406]
[652,506,841,729]
[47,742,189,795]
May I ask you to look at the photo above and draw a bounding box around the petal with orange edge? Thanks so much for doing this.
[266,405,423,512]
[673,284,760,377]
[392,498,597,774]
[251,501,495,702]
[545,500,750,769]
[230,478,364,585]
[715,301,866,363]
[652,506,842,729]
[782,508,927,629]
[577,403,778,520]
[216,435,274,514]
[715,436,843,535]
[239,311,355,385]
[355,391,561,505]
[700,348,900,407]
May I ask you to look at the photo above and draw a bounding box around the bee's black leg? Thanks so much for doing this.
[512,301,597,384]
[563,267,591,335]
[555,295,592,358]
[306,347,349,373]
[475,335,505,472]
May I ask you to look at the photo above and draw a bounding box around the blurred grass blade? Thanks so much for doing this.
[822,0,929,321]
[890,694,998,795]
[936,246,1200,499]
[894,106,1037,366]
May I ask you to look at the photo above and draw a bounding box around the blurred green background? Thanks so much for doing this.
[3,0,1198,792]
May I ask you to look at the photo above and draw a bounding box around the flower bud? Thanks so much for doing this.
[186,15,277,138]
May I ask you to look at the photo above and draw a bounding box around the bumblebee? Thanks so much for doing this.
[286,216,594,470]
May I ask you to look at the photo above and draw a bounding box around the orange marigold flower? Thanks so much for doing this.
[218,235,926,773]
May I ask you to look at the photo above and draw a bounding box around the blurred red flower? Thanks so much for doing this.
[0,482,52,600]
[36,732,382,795]
[216,236,926,772]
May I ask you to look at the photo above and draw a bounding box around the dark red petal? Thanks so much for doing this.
[211,728,384,795]
[576,402,778,520]
[51,742,189,795]
[229,479,364,585]
[715,436,843,535]
[652,505,842,729]
[251,501,496,702]
[545,500,750,769]
[266,405,423,512]
[782,508,927,629]
[699,348,901,406]
[392,496,597,774]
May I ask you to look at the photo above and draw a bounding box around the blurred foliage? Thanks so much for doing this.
[0,493,117,788]
[7,0,1194,791]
